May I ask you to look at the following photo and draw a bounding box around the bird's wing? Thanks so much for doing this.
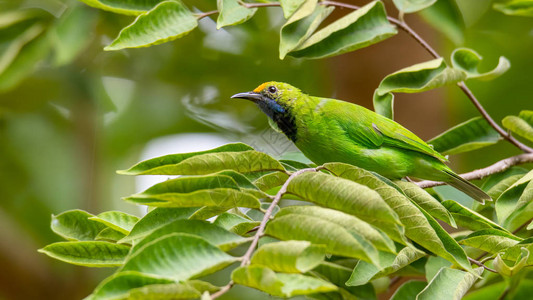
[324,99,448,162]
[374,120,448,162]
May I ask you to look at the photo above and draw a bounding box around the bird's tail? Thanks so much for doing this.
[443,169,492,204]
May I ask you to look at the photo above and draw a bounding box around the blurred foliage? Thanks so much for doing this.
[0,0,532,299]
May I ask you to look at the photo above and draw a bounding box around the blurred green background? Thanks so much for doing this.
[0,0,531,299]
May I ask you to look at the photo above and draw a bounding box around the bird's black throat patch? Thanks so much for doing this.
[256,98,298,142]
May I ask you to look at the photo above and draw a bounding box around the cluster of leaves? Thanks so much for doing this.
[34,0,533,299]
[73,0,533,53]
[0,2,96,92]
[39,140,533,299]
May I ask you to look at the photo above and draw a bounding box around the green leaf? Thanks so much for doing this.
[347,246,426,286]
[373,92,394,119]
[459,229,521,255]
[451,48,510,81]
[279,1,333,59]
[51,209,107,241]
[49,6,97,66]
[417,267,483,300]
[189,206,230,220]
[216,0,257,29]
[0,23,44,76]
[126,189,261,208]
[494,248,530,277]
[390,280,427,300]
[427,117,501,155]
[38,241,130,267]
[120,207,198,243]
[77,0,164,15]
[119,143,253,175]
[90,271,175,300]
[0,10,45,30]
[121,233,238,280]
[275,205,396,253]
[0,30,51,92]
[129,219,246,254]
[374,58,465,119]
[495,170,533,224]
[280,0,307,18]
[253,172,289,191]
[502,110,533,143]
[481,167,529,197]
[425,256,452,281]
[285,171,402,236]
[265,213,381,266]
[419,0,465,45]
[324,163,472,271]
[231,265,337,297]
[395,181,456,227]
[392,0,437,13]
[216,170,262,191]
[494,0,533,17]
[311,262,377,300]
[105,1,198,51]
[251,240,325,273]
[442,200,508,232]
[89,211,139,235]
[124,174,261,208]
[126,282,205,299]
[214,212,260,235]
[121,150,284,176]
[498,241,533,263]
[486,173,525,201]
[502,179,533,231]
[96,228,127,242]
[288,1,397,59]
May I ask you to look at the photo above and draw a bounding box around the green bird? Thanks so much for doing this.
[232,81,491,204]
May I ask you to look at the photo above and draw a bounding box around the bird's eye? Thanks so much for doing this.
[268,86,277,93]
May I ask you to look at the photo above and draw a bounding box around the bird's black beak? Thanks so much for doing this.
[231,92,263,102]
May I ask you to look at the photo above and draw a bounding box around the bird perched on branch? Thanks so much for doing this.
[232,81,491,204]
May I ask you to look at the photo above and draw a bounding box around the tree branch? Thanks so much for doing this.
[211,167,320,299]
[416,153,533,188]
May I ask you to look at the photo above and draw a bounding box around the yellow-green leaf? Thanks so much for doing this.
[105,1,198,51]
[38,241,130,267]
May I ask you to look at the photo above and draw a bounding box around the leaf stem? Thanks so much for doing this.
[468,257,497,273]
[416,153,533,188]
[211,167,320,299]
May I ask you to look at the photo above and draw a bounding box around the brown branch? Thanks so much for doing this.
[468,257,497,273]
[416,153,533,188]
[211,167,320,299]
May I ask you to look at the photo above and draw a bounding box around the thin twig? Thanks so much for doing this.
[416,153,533,188]
[468,257,497,273]
[240,1,282,8]
[196,10,218,19]
[211,167,320,299]
[458,82,533,153]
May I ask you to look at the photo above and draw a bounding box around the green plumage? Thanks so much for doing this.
[232,81,491,203]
